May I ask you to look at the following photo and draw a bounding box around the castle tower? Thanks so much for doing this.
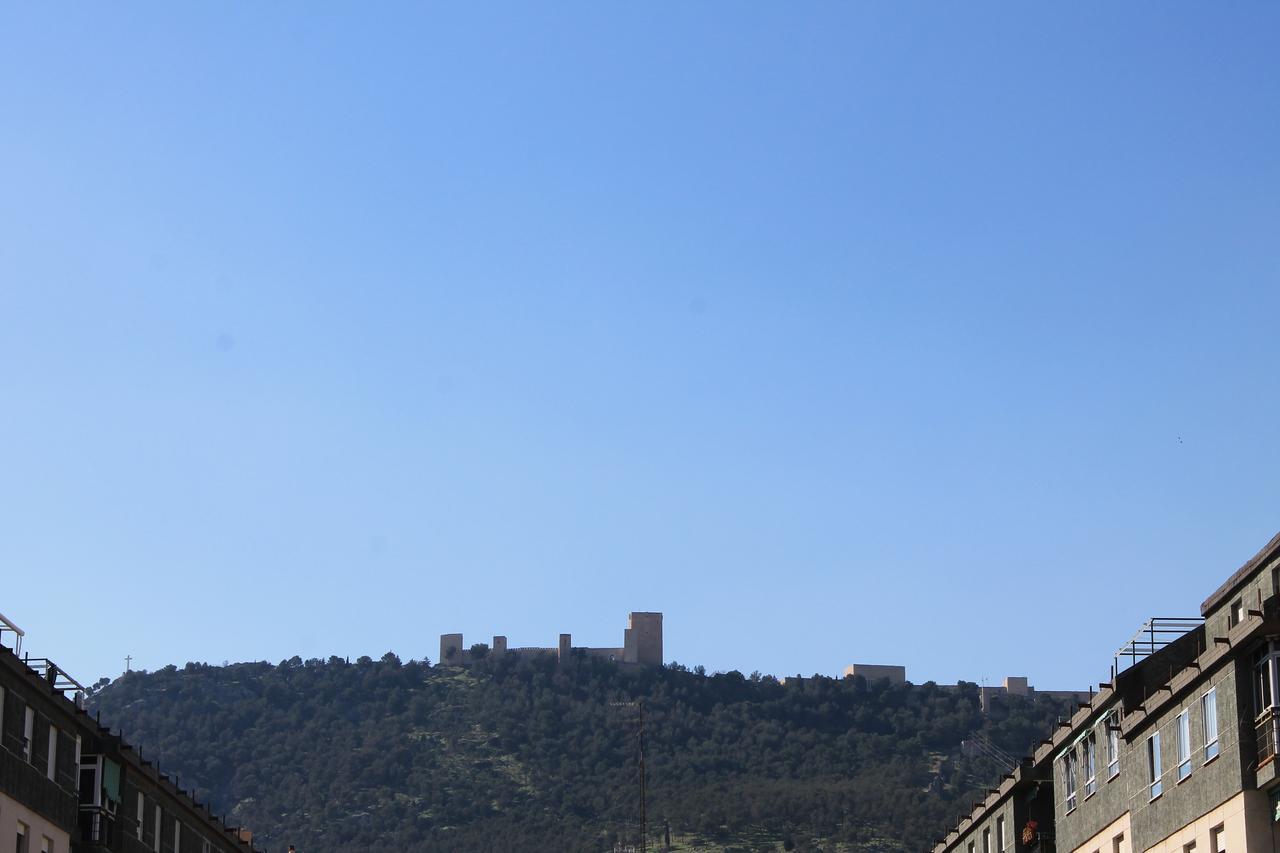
[558,633,572,661]
[440,633,464,666]
[492,635,507,656]
[624,612,662,665]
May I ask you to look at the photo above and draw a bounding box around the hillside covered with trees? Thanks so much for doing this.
[88,652,1074,853]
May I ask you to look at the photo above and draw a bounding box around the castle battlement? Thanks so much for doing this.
[440,612,662,667]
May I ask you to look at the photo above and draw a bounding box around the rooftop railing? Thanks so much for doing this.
[0,609,24,654]
[1113,617,1205,677]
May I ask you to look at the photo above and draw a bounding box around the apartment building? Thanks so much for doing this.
[1,615,259,853]
[931,531,1280,853]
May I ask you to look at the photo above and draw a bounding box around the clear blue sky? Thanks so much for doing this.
[2,3,1277,692]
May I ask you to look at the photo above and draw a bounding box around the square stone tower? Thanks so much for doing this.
[623,612,663,665]
[440,633,464,666]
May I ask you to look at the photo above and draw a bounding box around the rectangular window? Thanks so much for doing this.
[983,828,990,853]
[1230,599,1244,627]
[174,821,181,852]
[996,817,1005,852]
[1176,710,1192,781]
[1148,731,1163,798]
[1084,733,1098,796]
[137,792,145,840]
[41,837,52,853]
[1184,842,1196,853]
[1203,688,1220,760]
[968,843,975,853]
[17,821,29,853]
[1064,748,1078,811]
[1210,823,1225,853]
[1107,720,1120,778]
[1113,833,1126,853]
[153,805,161,853]
[47,724,58,781]
[23,706,34,761]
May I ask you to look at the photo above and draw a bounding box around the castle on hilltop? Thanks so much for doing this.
[440,611,663,667]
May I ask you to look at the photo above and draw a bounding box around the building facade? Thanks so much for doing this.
[1,623,258,853]
[931,530,1280,853]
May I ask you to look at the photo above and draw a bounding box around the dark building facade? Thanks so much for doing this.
[1,632,258,853]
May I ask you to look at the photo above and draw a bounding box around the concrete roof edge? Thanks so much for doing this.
[1201,530,1280,616]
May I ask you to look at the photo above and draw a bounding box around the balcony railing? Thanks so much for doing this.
[1258,708,1279,767]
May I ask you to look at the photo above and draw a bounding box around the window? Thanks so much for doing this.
[174,821,181,852]
[1084,733,1098,796]
[1210,823,1225,853]
[17,821,29,853]
[1257,645,1280,714]
[137,792,145,839]
[1184,842,1196,853]
[153,804,161,853]
[47,724,58,781]
[1176,710,1192,781]
[1113,833,1126,853]
[41,837,53,853]
[1107,718,1121,778]
[968,842,975,853]
[996,816,1005,852]
[983,828,990,853]
[1064,748,1079,811]
[1230,599,1244,627]
[1203,688,1220,760]
[1148,731,1163,798]
[23,706,34,761]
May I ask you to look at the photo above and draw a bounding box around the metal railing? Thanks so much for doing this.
[1257,708,1278,766]
[0,609,24,653]
[0,729,80,798]
[1113,617,1205,676]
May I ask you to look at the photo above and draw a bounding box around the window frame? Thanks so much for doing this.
[996,816,1005,852]
[1148,731,1163,799]
[1106,719,1120,779]
[46,724,57,782]
[1064,748,1079,812]
[1084,732,1098,796]
[1176,710,1192,781]
[23,705,34,761]
[1202,688,1220,761]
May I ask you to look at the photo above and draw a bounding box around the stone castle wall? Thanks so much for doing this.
[440,612,663,668]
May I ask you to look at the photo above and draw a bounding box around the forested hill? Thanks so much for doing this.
[88,652,1073,853]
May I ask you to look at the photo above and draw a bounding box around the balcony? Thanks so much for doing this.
[0,730,78,829]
